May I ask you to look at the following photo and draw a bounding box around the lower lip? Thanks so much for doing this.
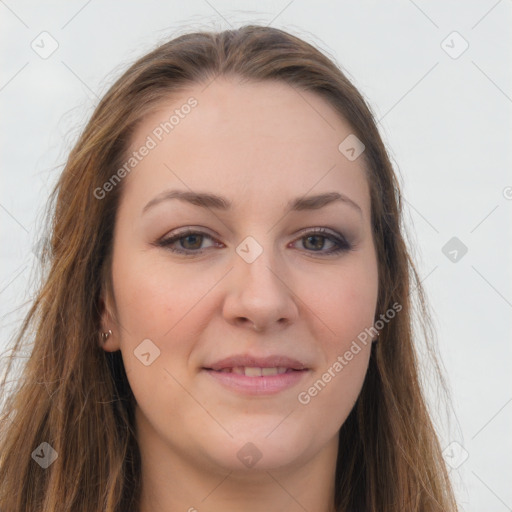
[203,369,309,395]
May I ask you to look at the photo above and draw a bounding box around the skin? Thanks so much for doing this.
[100,77,379,512]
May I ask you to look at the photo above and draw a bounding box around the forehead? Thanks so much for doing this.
[121,78,371,220]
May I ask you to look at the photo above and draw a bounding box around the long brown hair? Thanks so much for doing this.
[0,25,458,511]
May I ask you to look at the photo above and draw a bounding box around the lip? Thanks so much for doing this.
[202,354,310,396]
[205,355,307,371]
[203,368,309,395]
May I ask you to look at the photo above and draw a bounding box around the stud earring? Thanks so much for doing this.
[100,329,113,342]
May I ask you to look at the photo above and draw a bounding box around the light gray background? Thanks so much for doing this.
[1,1,511,510]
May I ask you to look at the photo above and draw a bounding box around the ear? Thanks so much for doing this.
[98,289,121,352]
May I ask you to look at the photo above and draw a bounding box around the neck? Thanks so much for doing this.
[136,413,338,512]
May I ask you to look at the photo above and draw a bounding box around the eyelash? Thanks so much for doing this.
[155,227,353,257]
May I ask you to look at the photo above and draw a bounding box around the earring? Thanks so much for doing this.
[101,329,113,342]
[373,332,380,343]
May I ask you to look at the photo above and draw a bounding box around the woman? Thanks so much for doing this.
[0,25,459,511]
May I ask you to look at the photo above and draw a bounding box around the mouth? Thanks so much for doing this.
[205,354,308,372]
[208,366,303,376]
[202,355,310,395]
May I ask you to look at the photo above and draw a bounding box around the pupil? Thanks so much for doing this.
[305,235,324,250]
[182,234,202,249]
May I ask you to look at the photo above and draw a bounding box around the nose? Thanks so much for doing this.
[222,243,299,333]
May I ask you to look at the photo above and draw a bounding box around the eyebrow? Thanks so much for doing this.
[142,189,362,216]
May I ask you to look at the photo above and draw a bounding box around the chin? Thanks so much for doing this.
[213,442,305,473]
[197,422,314,473]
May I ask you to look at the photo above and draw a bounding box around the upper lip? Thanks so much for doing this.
[204,354,308,371]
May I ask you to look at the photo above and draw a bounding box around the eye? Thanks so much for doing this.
[155,227,352,256]
[155,229,221,255]
[291,227,352,256]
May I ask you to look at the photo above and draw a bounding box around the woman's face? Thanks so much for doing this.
[101,78,379,474]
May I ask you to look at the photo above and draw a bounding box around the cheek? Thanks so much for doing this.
[110,252,204,425]
[110,249,224,384]
[304,347,371,435]
[293,314,372,442]
[298,259,378,346]
[111,248,203,335]
[291,257,377,417]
